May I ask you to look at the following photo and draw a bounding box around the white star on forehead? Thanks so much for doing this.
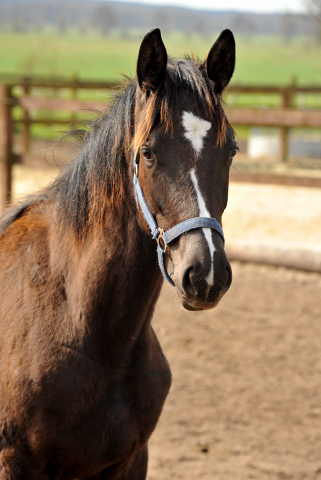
[182,111,212,156]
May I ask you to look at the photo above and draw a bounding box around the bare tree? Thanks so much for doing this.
[194,16,213,41]
[57,13,68,34]
[280,13,297,43]
[302,0,321,43]
[179,12,196,40]
[11,8,27,33]
[153,10,172,36]
[78,19,88,36]
[34,12,45,33]
[93,4,116,36]
[231,14,256,42]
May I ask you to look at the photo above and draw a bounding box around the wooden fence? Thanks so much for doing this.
[226,83,321,161]
[1,76,321,214]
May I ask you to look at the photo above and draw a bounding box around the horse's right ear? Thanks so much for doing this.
[137,28,167,93]
[204,29,235,94]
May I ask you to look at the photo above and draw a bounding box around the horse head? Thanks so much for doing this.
[133,28,237,311]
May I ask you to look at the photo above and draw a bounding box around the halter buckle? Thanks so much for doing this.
[156,228,167,253]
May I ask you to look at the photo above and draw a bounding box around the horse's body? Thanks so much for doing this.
[0,29,236,479]
[0,200,169,479]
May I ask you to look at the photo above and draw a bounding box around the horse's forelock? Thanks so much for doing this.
[134,58,229,152]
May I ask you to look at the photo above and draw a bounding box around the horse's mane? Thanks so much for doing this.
[0,57,230,240]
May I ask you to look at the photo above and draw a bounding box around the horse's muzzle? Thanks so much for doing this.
[172,238,232,311]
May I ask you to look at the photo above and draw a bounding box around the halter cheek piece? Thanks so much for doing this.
[133,153,225,287]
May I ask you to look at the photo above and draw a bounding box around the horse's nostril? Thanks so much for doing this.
[224,263,232,292]
[182,267,196,297]
[182,262,204,297]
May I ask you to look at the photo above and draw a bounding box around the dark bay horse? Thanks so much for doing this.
[0,28,237,479]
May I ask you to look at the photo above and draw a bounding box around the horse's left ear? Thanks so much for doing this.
[204,29,235,94]
[137,28,167,93]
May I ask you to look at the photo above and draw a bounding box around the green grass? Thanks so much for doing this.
[232,36,321,86]
[0,30,138,80]
[1,29,321,140]
[1,29,321,85]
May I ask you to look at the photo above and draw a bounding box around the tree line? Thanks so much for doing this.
[0,0,320,43]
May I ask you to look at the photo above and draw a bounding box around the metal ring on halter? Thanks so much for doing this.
[156,228,167,252]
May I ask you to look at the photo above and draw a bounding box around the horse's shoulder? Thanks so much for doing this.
[0,198,51,241]
[0,188,54,231]
[0,200,53,282]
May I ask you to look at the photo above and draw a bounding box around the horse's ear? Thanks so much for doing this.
[137,28,167,93]
[204,29,235,94]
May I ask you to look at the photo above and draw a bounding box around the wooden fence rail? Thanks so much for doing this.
[1,77,321,214]
[225,108,321,128]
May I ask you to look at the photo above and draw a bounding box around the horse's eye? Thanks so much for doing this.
[229,146,239,164]
[231,147,238,157]
[141,147,155,162]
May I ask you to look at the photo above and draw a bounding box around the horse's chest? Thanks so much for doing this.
[101,351,172,447]
[27,342,171,476]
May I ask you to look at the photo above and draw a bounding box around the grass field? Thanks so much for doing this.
[1,29,321,85]
[1,29,321,141]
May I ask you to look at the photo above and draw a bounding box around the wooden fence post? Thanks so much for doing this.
[71,72,78,123]
[280,76,296,162]
[280,89,290,162]
[0,84,13,215]
[22,77,30,154]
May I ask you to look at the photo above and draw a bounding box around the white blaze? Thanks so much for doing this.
[182,111,211,156]
[190,168,216,286]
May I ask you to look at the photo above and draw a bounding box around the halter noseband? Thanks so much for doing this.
[133,152,225,286]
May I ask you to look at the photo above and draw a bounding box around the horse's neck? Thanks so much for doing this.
[60,199,163,364]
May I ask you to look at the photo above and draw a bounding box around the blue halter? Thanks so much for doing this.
[133,153,225,286]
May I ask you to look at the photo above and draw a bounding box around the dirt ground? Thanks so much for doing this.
[149,264,321,480]
[9,140,321,480]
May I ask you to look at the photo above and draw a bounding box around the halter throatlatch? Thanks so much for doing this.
[133,153,225,286]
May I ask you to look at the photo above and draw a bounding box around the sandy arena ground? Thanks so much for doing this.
[8,142,321,479]
[149,264,321,480]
